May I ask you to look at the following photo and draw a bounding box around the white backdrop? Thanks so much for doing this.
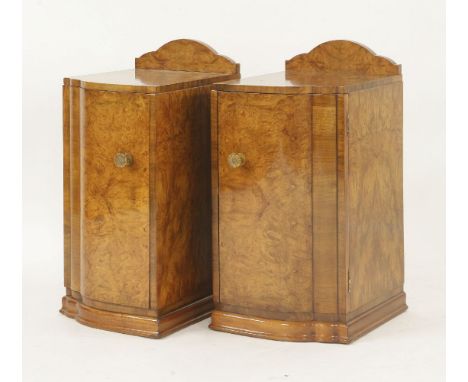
[23,0,445,381]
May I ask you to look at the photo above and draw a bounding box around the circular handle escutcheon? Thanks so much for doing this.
[227,152,246,168]
[114,152,133,168]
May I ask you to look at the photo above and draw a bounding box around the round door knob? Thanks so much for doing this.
[227,152,246,168]
[114,152,133,168]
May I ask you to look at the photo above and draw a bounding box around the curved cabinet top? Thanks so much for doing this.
[215,40,401,95]
[64,39,240,93]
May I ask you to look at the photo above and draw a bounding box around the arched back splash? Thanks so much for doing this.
[135,39,240,75]
[285,40,401,76]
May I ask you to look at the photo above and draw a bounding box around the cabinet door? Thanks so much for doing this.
[81,89,150,309]
[217,92,313,319]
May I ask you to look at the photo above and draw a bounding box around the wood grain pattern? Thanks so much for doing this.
[62,39,240,337]
[286,40,401,75]
[153,86,212,314]
[217,92,314,320]
[336,94,349,320]
[312,95,338,320]
[215,41,400,95]
[149,95,158,310]
[210,40,406,343]
[81,89,150,309]
[347,82,404,313]
[135,39,239,74]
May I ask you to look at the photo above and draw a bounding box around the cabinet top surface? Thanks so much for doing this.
[64,69,237,93]
[214,71,402,95]
[214,40,401,95]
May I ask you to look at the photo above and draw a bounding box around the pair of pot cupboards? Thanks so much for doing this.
[61,39,406,344]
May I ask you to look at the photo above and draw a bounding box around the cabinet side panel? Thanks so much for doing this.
[154,86,212,314]
[70,86,81,292]
[311,95,338,321]
[211,90,220,304]
[347,82,404,314]
[63,84,71,289]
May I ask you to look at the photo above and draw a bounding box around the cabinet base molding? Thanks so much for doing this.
[209,293,407,344]
[60,295,212,338]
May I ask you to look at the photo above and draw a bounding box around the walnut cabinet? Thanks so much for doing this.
[209,40,406,343]
[60,39,240,337]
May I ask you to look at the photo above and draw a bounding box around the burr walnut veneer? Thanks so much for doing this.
[61,39,240,337]
[209,40,406,343]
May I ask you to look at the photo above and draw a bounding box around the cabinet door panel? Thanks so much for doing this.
[81,90,150,309]
[217,92,313,316]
